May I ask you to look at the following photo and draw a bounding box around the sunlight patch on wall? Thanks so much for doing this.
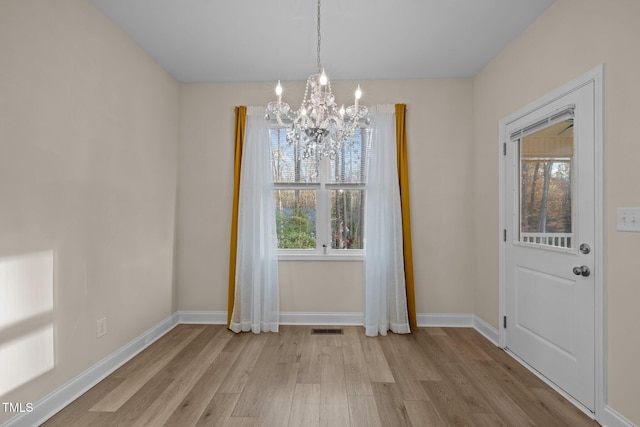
[0,250,54,397]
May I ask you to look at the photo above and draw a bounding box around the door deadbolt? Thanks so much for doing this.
[579,243,591,254]
[573,265,591,277]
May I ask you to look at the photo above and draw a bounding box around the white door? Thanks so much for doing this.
[504,81,596,411]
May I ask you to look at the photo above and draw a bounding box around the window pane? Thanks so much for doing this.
[331,189,364,249]
[274,189,316,249]
[329,129,368,184]
[519,119,573,248]
[270,128,318,183]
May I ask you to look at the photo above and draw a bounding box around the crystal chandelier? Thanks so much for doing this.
[267,0,368,161]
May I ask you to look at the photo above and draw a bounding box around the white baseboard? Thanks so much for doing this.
[280,311,364,326]
[176,310,366,326]
[172,311,500,343]
[1,312,180,427]
[177,310,227,324]
[600,405,636,427]
[5,310,631,427]
[417,312,474,327]
[472,315,500,345]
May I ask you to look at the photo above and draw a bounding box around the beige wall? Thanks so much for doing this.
[472,0,640,423]
[0,0,179,421]
[177,79,475,316]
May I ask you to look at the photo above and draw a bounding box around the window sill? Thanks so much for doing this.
[278,252,364,262]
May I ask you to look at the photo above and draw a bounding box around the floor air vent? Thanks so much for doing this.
[311,328,344,335]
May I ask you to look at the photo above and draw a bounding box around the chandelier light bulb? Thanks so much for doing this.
[319,69,328,86]
[275,81,283,104]
[300,107,307,116]
[339,105,345,118]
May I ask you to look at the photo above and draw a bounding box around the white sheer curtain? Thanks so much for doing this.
[229,106,279,334]
[364,104,410,337]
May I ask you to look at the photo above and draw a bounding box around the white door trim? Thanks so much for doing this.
[498,64,605,420]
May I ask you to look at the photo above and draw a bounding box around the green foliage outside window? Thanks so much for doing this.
[276,205,316,249]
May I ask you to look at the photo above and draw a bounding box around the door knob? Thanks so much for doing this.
[573,265,591,277]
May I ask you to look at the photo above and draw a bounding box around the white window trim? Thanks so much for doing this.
[278,252,364,261]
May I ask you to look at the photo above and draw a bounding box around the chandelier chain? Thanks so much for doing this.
[317,0,322,73]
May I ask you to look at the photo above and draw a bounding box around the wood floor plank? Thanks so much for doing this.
[193,393,240,427]
[109,324,204,378]
[529,387,600,426]
[248,360,298,426]
[218,332,269,394]
[229,330,310,424]
[461,330,546,390]
[319,343,351,427]
[155,325,226,380]
[388,332,443,380]
[468,413,509,427]
[44,326,600,427]
[265,369,300,426]
[452,359,538,427]
[295,328,322,385]
[414,328,463,367]
[434,361,495,416]
[491,350,548,390]
[43,405,106,427]
[64,411,118,427]
[101,376,175,426]
[371,382,413,427]
[41,377,125,426]
[475,358,567,426]
[128,326,234,426]
[426,327,448,336]
[274,324,307,364]
[378,334,433,401]
[231,332,298,418]
[347,395,382,427]
[404,400,446,427]
[421,380,474,427]
[436,328,491,360]
[424,333,496,415]
[288,383,320,427]
[164,350,245,426]
[430,334,476,365]
[357,332,395,383]
[223,417,259,427]
[89,326,203,412]
[342,326,374,396]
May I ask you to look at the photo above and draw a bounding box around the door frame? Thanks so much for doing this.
[498,65,605,419]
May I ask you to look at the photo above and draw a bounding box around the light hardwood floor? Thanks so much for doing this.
[43,325,600,426]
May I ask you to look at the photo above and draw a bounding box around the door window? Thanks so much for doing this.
[518,119,574,249]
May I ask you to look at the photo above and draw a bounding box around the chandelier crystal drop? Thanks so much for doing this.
[267,0,368,161]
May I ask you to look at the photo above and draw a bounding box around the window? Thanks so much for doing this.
[270,128,369,257]
[518,117,574,249]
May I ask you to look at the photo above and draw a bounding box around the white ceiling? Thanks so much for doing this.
[90,0,556,84]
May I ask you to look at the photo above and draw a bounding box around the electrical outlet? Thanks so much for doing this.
[97,317,107,338]
[617,207,640,232]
